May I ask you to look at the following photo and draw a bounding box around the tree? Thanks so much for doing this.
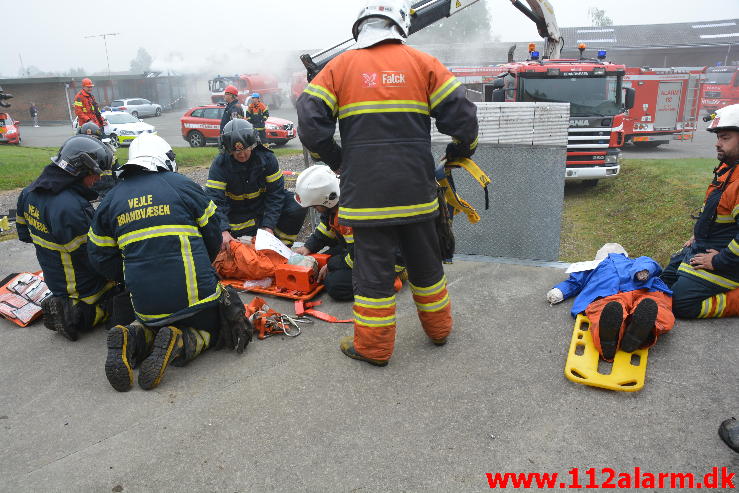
[130,48,153,73]
[409,1,493,45]
[588,7,613,27]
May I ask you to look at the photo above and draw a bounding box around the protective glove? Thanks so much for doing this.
[445,141,473,162]
[635,269,649,282]
[546,288,564,305]
[215,286,253,353]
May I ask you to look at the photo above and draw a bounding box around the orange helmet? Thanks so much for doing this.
[82,78,94,88]
[224,85,238,96]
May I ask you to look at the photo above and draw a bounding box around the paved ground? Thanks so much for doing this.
[0,240,736,492]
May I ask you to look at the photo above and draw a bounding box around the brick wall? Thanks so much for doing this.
[1,82,74,124]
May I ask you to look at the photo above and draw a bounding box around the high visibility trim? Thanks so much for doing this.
[728,239,739,256]
[101,170,112,176]
[197,201,217,228]
[716,214,735,223]
[715,293,727,317]
[206,180,227,190]
[309,151,321,159]
[344,234,354,243]
[698,298,711,318]
[304,83,338,115]
[135,284,222,322]
[73,101,83,106]
[30,232,87,253]
[60,251,79,298]
[345,253,354,268]
[317,222,336,239]
[225,188,265,201]
[338,200,438,221]
[180,236,199,306]
[88,228,117,247]
[354,294,395,309]
[410,276,447,296]
[16,216,26,225]
[678,262,739,289]
[394,264,405,273]
[118,225,200,248]
[266,170,283,183]
[275,228,297,241]
[229,218,256,231]
[80,281,116,304]
[470,136,479,150]
[337,100,430,119]
[415,294,450,312]
[430,77,461,110]
[732,204,739,219]
[353,310,396,327]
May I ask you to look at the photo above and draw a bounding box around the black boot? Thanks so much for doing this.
[621,298,658,353]
[41,296,78,341]
[138,326,209,390]
[719,417,739,453]
[105,323,154,392]
[598,301,623,361]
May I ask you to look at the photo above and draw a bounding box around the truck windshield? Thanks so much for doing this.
[705,71,735,85]
[211,78,236,93]
[520,76,622,116]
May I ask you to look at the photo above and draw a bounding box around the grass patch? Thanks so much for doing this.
[0,145,302,190]
[560,158,714,265]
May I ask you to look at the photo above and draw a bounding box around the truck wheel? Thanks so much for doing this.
[188,131,205,147]
[583,179,599,187]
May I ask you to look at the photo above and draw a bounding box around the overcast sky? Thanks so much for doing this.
[4,0,739,77]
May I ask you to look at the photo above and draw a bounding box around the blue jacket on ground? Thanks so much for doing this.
[554,253,672,318]
[88,169,222,326]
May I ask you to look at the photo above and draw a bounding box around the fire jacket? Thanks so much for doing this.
[296,41,478,227]
[553,254,672,318]
[220,99,245,132]
[16,165,114,303]
[73,89,104,127]
[205,146,285,235]
[678,161,739,287]
[246,101,269,130]
[88,169,222,326]
[304,209,355,268]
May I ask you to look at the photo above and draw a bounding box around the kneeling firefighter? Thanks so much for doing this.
[76,121,117,198]
[16,135,117,340]
[88,134,252,391]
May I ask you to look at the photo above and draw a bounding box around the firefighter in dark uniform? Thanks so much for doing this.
[297,0,478,366]
[76,122,117,198]
[88,134,251,392]
[219,84,244,132]
[206,119,307,247]
[16,136,116,341]
[661,103,739,319]
[246,92,270,143]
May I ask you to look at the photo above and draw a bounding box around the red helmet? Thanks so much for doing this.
[82,78,94,88]
[224,85,238,96]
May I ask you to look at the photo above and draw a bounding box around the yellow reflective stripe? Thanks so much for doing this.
[715,293,727,317]
[339,200,438,221]
[229,218,256,231]
[698,298,711,318]
[415,293,450,312]
[16,215,27,225]
[309,151,321,159]
[353,310,396,327]
[73,101,83,106]
[135,284,222,322]
[354,295,395,309]
[317,222,336,239]
[430,76,461,110]
[410,276,447,296]
[88,228,117,247]
[206,180,227,190]
[345,252,353,268]
[30,232,87,253]
[304,83,338,114]
[338,100,429,119]
[470,136,479,150]
[716,214,735,223]
[197,201,217,228]
[60,251,78,298]
[394,264,405,273]
[274,228,297,241]
[728,239,739,256]
[180,236,199,306]
[732,204,739,219]
[118,225,200,248]
[266,170,283,183]
[80,281,116,304]
[677,262,739,289]
[226,188,265,200]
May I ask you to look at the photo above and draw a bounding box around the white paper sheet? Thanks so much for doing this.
[254,229,294,259]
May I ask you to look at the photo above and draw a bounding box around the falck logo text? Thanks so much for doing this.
[361,71,407,88]
[362,73,378,88]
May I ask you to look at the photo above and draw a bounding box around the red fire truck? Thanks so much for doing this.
[622,67,704,148]
[209,74,283,108]
[452,48,634,185]
[700,65,739,116]
[289,71,308,108]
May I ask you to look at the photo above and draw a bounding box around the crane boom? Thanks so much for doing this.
[509,0,563,59]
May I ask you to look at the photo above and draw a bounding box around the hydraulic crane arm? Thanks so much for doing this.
[509,0,563,59]
[300,0,481,81]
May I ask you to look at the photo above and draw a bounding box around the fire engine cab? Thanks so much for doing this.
[700,65,739,116]
[209,74,283,108]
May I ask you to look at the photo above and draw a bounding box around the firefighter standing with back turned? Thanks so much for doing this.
[297,0,478,366]
[74,78,105,128]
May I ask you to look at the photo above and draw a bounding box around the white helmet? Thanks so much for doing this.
[352,0,412,42]
[294,165,340,208]
[707,104,739,133]
[124,134,177,172]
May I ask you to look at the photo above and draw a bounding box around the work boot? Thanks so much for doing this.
[105,323,154,392]
[719,417,739,453]
[339,336,388,367]
[431,337,447,346]
[41,296,78,341]
[620,298,658,353]
[598,301,623,361]
[138,326,184,390]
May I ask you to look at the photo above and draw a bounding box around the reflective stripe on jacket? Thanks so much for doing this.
[246,102,269,130]
[73,90,104,127]
[88,170,222,325]
[205,146,285,234]
[296,41,478,227]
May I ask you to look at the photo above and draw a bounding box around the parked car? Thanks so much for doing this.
[0,112,21,144]
[110,98,162,118]
[180,104,296,148]
[99,111,156,146]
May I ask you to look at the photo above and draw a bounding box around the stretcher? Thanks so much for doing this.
[564,314,649,392]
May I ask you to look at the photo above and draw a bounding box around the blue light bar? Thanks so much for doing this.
[531,51,540,60]
[597,50,607,59]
